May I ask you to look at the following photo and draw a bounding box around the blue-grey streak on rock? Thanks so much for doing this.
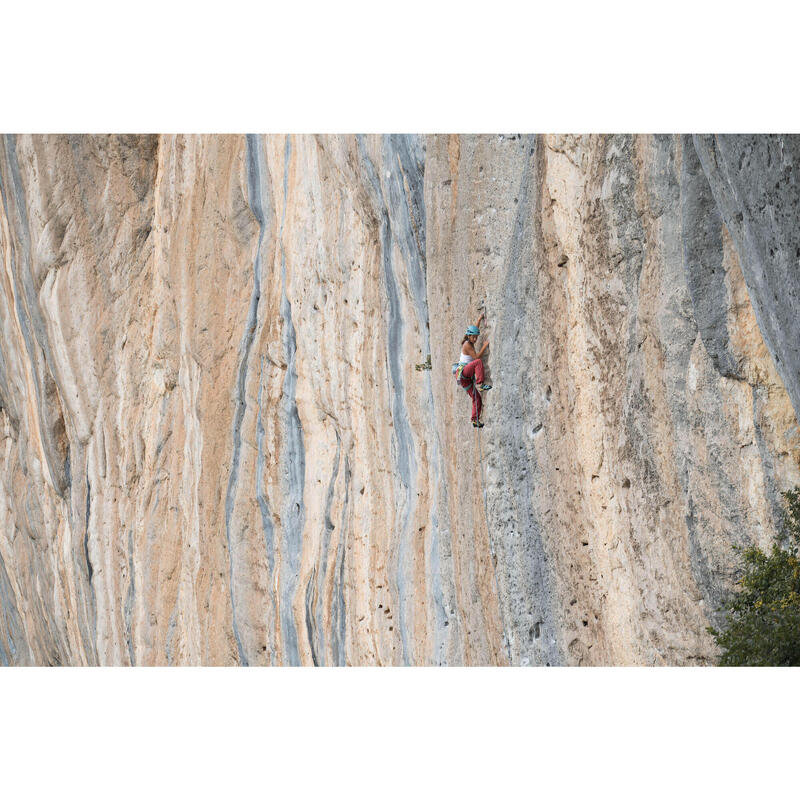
[84,469,93,584]
[224,133,272,666]
[635,136,779,633]
[64,444,71,490]
[256,358,276,579]
[277,135,304,666]
[663,135,760,616]
[680,136,740,379]
[0,136,69,498]
[651,136,715,612]
[0,148,49,491]
[356,135,416,664]
[650,134,697,404]
[0,550,27,665]
[1,138,97,665]
[490,134,561,666]
[385,135,454,663]
[683,440,747,623]
[671,134,800,615]
[165,601,179,666]
[612,136,727,632]
[383,136,429,352]
[83,465,98,660]
[386,135,455,661]
[751,382,787,529]
[692,135,800,421]
[0,311,19,432]
[330,455,351,666]
[124,527,136,666]
[304,568,319,666]
[70,444,97,663]
[607,135,648,297]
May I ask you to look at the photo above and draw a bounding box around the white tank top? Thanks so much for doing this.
[459,351,473,365]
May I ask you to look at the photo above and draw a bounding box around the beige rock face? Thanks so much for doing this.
[0,134,798,665]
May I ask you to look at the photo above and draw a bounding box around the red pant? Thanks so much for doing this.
[458,359,485,422]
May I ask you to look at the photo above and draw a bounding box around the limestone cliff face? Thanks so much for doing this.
[0,134,797,665]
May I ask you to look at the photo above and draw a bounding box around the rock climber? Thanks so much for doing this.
[454,312,492,427]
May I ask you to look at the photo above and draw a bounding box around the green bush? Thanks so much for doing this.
[709,488,800,666]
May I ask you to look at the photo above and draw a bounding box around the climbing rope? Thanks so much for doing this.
[476,423,493,559]
[474,383,512,663]
[471,299,512,660]
[474,300,492,546]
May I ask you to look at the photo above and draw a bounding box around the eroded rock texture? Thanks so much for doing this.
[0,134,798,665]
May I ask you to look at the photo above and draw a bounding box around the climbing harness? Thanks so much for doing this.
[452,361,476,401]
[451,361,467,383]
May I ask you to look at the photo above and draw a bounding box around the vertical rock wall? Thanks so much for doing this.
[0,134,798,665]
[427,134,800,664]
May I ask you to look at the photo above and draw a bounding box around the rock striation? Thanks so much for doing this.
[0,134,798,665]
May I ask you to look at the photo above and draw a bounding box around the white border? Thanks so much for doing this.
[1,3,798,795]
[2,1,799,131]
[1,667,797,797]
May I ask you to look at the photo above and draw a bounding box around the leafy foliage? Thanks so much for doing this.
[709,488,800,666]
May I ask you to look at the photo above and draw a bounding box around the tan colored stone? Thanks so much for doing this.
[0,134,797,665]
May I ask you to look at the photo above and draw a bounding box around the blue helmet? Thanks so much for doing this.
[465,325,480,336]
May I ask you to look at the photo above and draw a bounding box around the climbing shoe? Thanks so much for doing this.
[472,420,484,428]
[479,383,492,391]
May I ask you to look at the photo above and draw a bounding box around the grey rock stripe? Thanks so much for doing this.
[491,135,561,665]
[1,138,96,663]
[330,455,351,666]
[0,551,25,665]
[278,135,304,666]
[384,135,454,663]
[356,136,417,664]
[224,133,272,666]
[692,134,800,420]
[680,135,739,379]
[304,567,319,666]
[124,527,136,666]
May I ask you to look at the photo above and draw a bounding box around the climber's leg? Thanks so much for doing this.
[459,373,481,422]
[462,358,491,390]
[461,358,484,386]
[467,382,482,422]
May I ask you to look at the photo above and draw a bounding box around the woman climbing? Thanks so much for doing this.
[455,312,492,427]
